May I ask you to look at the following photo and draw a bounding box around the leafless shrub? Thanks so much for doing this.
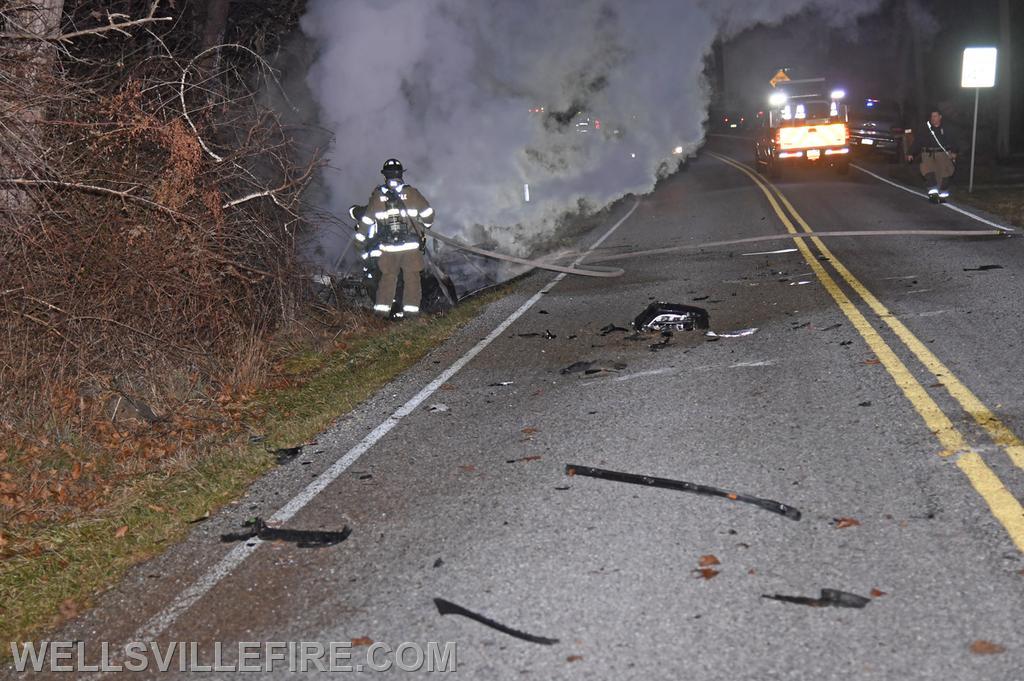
[0,0,320,425]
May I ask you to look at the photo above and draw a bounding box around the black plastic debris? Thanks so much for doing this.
[220,517,351,548]
[433,598,559,645]
[692,295,710,301]
[963,265,1003,271]
[633,302,710,333]
[565,464,801,521]
[518,331,556,339]
[488,381,514,387]
[599,324,629,336]
[544,329,557,339]
[561,361,593,374]
[762,588,870,608]
[819,323,842,331]
[275,446,302,465]
[539,310,550,314]
[433,558,444,568]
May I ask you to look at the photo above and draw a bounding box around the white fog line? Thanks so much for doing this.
[851,164,1015,233]
[133,198,641,644]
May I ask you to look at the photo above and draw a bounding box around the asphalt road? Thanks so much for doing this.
[10,134,1024,680]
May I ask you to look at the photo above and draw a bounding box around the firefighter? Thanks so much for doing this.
[349,203,380,294]
[362,158,435,318]
[906,108,959,203]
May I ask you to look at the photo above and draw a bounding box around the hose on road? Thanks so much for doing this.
[579,228,1010,264]
[428,231,625,278]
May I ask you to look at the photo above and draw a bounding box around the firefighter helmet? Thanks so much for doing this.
[381,158,404,180]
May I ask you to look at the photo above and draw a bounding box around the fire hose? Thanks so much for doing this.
[427,231,625,278]
[574,228,1010,264]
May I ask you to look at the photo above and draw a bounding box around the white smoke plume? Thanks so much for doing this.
[301,0,883,259]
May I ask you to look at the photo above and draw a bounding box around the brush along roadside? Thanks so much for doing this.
[0,291,504,648]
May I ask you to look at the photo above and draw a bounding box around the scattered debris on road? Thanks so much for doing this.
[633,302,710,333]
[220,517,351,548]
[963,265,1003,272]
[649,333,673,352]
[517,331,557,339]
[762,588,870,608]
[433,598,559,645]
[705,327,759,339]
[599,323,629,336]
[274,446,303,465]
[561,360,627,375]
[969,640,1006,655]
[565,464,802,520]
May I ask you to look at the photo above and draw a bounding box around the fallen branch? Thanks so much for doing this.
[0,1,170,43]
[0,178,188,220]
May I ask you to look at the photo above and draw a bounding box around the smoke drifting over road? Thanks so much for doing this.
[301,0,882,259]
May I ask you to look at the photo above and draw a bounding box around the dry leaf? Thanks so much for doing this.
[969,640,1005,655]
[698,555,720,567]
[834,517,861,529]
[59,598,78,619]
[864,358,881,365]
[114,525,129,538]
[726,493,738,500]
[147,504,165,513]
[458,464,476,473]
[870,588,887,598]
[566,655,583,663]
[694,568,719,580]
[351,637,373,647]
[440,383,457,391]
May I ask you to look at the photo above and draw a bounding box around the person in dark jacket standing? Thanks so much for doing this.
[906,108,959,203]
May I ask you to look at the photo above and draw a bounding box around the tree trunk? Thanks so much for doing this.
[201,0,232,69]
[0,0,65,212]
[996,0,1011,158]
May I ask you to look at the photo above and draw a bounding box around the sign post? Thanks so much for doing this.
[961,47,998,193]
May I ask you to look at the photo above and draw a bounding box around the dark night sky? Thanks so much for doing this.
[720,0,1019,150]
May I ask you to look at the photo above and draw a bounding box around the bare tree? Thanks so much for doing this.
[997,0,1011,158]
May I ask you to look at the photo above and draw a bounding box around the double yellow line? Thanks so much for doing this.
[709,151,1024,551]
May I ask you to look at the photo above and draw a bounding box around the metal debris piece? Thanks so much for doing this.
[220,517,351,548]
[789,280,813,286]
[762,588,870,608]
[565,463,801,520]
[433,598,559,645]
[633,302,710,333]
[963,265,1003,271]
[275,446,302,465]
[561,360,626,375]
[599,323,629,336]
[488,381,515,387]
[705,328,759,339]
